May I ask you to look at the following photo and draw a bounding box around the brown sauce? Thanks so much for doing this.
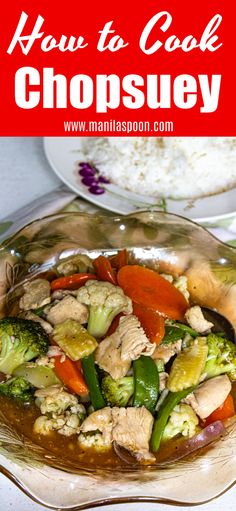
[1,385,235,470]
[0,396,121,469]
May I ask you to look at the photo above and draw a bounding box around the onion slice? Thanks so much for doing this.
[156,420,227,466]
[113,442,138,465]
[114,421,228,466]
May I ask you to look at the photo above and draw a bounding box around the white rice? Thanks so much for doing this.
[81,137,236,199]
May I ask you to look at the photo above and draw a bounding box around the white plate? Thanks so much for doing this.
[44,137,236,221]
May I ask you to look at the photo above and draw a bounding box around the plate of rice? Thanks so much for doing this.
[44,137,236,220]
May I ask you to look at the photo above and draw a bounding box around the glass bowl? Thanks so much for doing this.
[0,211,236,509]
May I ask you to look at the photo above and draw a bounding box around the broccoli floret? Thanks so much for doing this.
[162,404,199,441]
[77,280,132,338]
[101,375,134,407]
[203,333,236,380]
[0,317,49,375]
[0,376,34,403]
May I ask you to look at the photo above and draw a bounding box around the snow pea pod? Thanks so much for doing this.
[133,355,159,414]
[151,386,194,452]
[162,323,198,345]
[82,354,106,410]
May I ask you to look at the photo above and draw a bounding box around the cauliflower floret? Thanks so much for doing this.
[185,306,213,333]
[33,415,54,435]
[35,387,86,419]
[78,407,113,449]
[33,387,86,437]
[78,432,112,450]
[35,389,79,415]
[55,412,81,436]
[162,404,199,441]
[95,315,155,380]
[33,412,81,437]
[77,280,132,338]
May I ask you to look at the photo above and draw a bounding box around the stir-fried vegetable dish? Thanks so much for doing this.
[0,250,235,466]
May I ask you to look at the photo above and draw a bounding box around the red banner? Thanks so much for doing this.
[0,0,234,135]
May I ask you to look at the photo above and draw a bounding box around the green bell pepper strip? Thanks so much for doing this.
[151,386,195,452]
[82,354,106,410]
[133,355,159,414]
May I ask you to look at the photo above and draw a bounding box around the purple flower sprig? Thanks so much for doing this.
[78,162,110,195]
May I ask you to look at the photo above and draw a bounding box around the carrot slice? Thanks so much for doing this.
[51,273,97,291]
[132,302,165,345]
[54,355,88,396]
[117,265,188,320]
[204,393,235,426]
[106,313,124,336]
[93,255,117,285]
[109,249,128,270]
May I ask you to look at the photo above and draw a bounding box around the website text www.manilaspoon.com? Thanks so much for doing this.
[64,119,174,134]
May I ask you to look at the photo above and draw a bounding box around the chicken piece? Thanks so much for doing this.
[19,278,51,311]
[79,407,113,447]
[35,355,55,369]
[47,345,64,358]
[56,254,94,276]
[185,306,213,334]
[183,375,232,420]
[94,331,131,380]
[78,406,155,463]
[152,340,182,364]
[118,315,155,360]
[34,385,63,398]
[46,295,88,325]
[95,315,155,380]
[20,311,53,334]
[112,406,155,463]
[51,289,77,300]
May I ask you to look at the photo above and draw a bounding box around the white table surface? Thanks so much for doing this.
[0,137,235,510]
